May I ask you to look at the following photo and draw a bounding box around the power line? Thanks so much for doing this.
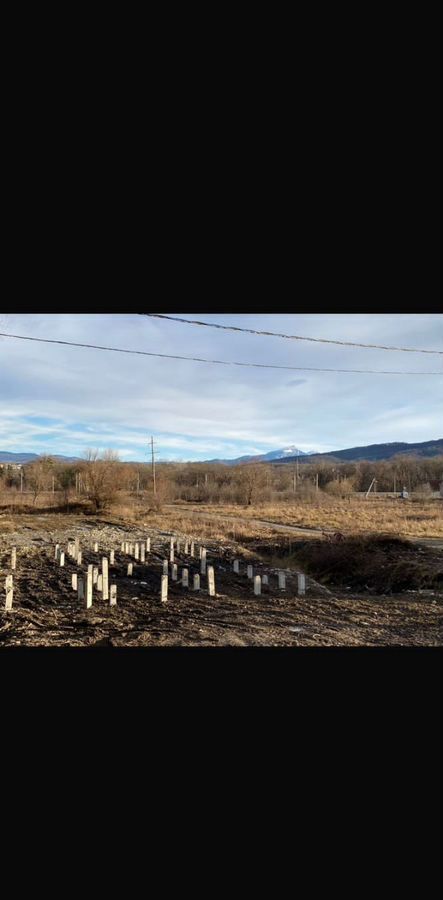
[0,331,441,375]
[140,313,443,356]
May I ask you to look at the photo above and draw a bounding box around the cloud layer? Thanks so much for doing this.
[0,313,441,460]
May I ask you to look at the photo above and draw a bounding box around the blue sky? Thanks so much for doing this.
[0,313,441,461]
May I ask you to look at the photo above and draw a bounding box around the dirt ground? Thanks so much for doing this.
[0,512,441,647]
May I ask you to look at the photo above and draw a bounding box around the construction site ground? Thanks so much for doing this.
[0,512,441,647]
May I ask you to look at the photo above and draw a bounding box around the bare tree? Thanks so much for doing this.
[25,456,54,505]
[235,464,268,506]
[81,449,122,512]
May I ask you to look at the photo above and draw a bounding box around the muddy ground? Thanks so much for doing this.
[0,513,441,646]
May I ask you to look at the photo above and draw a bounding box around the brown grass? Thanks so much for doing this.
[2,490,441,541]
[168,498,443,539]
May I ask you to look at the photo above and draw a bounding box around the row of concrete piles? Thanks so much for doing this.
[4,533,307,611]
[231,558,306,596]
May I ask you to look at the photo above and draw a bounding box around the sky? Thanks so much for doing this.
[0,313,441,462]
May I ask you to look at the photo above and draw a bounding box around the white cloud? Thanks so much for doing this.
[0,313,441,459]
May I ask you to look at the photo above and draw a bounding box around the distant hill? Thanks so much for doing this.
[203,446,311,465]
[277,438,443,464]
[0,451,80,464]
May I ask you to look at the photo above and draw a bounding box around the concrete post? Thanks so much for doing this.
[207,566,215,597]
[169,548,174,563]
[5,575,13,610]
[97,574,103,591]
[146,537,151,552]
[55,544,60,559]
[297,574,306,595]
[77,577,84,601]
[176,541,181,554]
[233,560,239,573]
[86,570,93,608]
[182,568,189,587]
[171,564,178,581]
[200,558,207,575]
[77,551,82,565]
[127,563,133,576]
[110,584,117,606]
[262,574,269,585]
[193,574,200,591]
[247,565,253,579]
[278,573,286,589]
[110,550,115,565]
[102,558,109,601]
[72,573,78,591]
[254,575,261,595]
[59,552,65,567]
[135,543,140,560]
[190,542,195,557]
[93,566,99,585]
[11,547,17,570]
[161,574,168,603]
[140,544,145,563]
[121,541,125,552]
[184,541,189,555]
[163,559,168,575]
[94,542,99,552]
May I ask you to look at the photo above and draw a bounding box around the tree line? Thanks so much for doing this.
[1,450,442,511]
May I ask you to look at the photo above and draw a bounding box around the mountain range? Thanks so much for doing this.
[202,438,443,465]
[1,438,442,466]
[276,438,443,464]
[0,452,80,464]
[202,445,313,465]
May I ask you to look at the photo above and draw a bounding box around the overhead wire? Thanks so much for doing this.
[0,331,441,375]
[140,313,443,356]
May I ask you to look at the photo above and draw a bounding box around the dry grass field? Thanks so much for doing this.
[166,497,443,540]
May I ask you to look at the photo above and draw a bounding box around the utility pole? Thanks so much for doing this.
[150,436,156,495]
[137,471,140,494]
[20,468,23,493]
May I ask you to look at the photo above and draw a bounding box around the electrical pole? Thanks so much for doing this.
[151,436,156,495]
[20,468,23,493]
